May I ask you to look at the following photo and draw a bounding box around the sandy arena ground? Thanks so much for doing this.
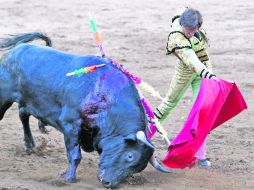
[0,0,253,189]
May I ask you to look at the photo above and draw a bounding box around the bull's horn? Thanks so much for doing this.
[136,131,154,150]
[149,154,172,173]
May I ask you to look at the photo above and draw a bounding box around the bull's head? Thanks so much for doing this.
[97,131,170,188]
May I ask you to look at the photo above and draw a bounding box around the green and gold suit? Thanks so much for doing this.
[155,9,215,123]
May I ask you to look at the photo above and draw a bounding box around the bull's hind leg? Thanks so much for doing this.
[38,120,49,134]
[60,121,82,182]
[19,107,35,149]
[0,101,13,120]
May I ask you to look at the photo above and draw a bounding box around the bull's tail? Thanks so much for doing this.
[0,32,52,50]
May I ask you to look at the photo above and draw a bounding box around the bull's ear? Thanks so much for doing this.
[124,133,137,144]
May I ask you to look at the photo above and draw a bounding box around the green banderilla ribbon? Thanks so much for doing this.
[66,64,106,77]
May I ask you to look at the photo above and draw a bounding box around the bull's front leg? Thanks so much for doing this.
[19,106,35,149]
[61,122,82,182]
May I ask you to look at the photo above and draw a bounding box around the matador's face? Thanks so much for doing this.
[183,26,198,38]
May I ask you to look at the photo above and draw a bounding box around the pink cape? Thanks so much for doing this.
[148,79,247,168]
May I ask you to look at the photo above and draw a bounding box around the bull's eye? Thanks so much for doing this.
[126,152,134,162]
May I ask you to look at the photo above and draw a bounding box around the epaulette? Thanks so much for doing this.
[171,15,180,23]
[166,31,192,54]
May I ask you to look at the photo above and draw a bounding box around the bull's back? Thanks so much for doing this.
[10,44,112,96]
[12,43,133,96]
[12,44,106,89]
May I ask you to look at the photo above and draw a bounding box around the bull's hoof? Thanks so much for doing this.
[23,141,35,151]
[59,171,77,183]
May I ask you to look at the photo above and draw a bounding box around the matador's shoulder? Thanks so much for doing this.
[166,31,192,54]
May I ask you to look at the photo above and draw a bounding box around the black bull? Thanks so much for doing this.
[0,33,169,188]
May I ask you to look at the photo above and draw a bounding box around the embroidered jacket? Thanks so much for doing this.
[166,8,215,79]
